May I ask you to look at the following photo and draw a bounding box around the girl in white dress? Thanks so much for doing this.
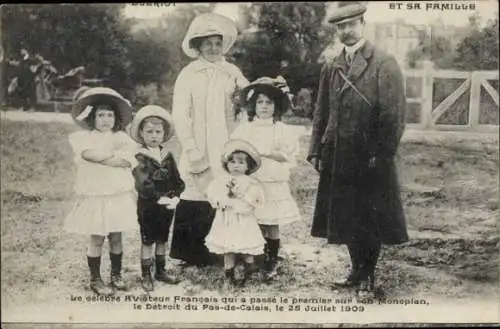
[205,140,265,287]
[231,77,302,281]
[65,87,139,296]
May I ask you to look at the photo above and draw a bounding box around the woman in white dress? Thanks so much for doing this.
[170,13,249,266]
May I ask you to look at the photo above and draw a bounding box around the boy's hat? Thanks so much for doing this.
[328,1,367,25]
[72,87,132,130]
[240,76,292,116]
[221,139,261,175]
[182,13,238,59]
[129,105,174,144]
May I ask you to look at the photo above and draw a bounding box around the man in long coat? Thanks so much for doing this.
[307,2,409,297]
[17,49,37,112]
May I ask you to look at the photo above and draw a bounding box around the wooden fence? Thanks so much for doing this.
[403,61,499,133]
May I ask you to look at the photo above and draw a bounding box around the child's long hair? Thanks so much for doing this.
[245,86,287,123]
[84,97,124,132]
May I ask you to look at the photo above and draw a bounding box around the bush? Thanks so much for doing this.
[134,83,159,109]
[133,83,173,112]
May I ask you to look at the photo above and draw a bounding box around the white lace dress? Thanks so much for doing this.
[64,130,139,235]
[231,119,302,225]
[205,174,266,255]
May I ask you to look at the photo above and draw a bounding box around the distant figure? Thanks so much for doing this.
[16,49,37,112]
[34,54,58,102]
[295,87,314,118]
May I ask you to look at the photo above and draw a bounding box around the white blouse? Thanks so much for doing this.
[172,58,249,200]
[68,130,139,196]
[231,119,300,182]
[206,173,265,213]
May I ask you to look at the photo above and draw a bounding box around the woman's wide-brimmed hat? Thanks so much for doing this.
[240,76,292,116]
[328,1,367,25]
[72,87,132,130]
[129,105,174,144]
[182,13,238,59]
[221,139,261,175]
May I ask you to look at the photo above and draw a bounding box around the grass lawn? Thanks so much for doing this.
[1,118,499,316]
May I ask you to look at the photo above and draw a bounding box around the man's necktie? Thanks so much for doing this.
[346,52,354,66]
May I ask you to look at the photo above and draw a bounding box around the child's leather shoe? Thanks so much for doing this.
[91,278,114,296]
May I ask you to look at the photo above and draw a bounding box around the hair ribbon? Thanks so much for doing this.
[280,85,290,93]
[246,88,255,101]
[76,105,93,121]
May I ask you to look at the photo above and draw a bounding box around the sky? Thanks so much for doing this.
[124,1,498,27]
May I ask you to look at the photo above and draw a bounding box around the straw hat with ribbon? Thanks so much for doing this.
[240,76,292,117]
[72,87,132,130]
[328,1,367,25]
[221,139,261,175]
[181,13,238,59]
[129,105,174,144]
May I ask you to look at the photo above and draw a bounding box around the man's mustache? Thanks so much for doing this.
[340,34,355,40]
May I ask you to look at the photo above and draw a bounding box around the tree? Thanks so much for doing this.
[128,26,172,87]
[229,3,331,93]
[1,4,133,97]
[454,16,499,70]
[157,4,213,86]
[406,28,455,69]
[128,4,213,108]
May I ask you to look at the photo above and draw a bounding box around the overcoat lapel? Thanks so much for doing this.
[337,42,375,96]
[331,51,350,95]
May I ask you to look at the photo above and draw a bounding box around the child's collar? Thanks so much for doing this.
[138,146,170,163]
[91,129,114,135]
[254,117,275,125]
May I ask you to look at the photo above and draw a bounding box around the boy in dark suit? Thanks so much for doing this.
[129,105,185,292]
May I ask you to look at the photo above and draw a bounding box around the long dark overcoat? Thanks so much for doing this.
[307,41,408,246]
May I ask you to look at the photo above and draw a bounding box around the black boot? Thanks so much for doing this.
[154,255,180,284]
[224,267,238,287]
[356,246,380,299]
[333,244,360,288]
[110,253,127,291]
[263,239,271,272]
[265,239,280,282]
[368,247,381,288]
[87,256,114,296]
[239,262,257,287]
[141,258,154,292]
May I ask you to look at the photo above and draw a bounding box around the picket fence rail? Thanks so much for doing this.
[403,62,499,133]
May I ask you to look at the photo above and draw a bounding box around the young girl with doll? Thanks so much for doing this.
[205,140,266,287]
